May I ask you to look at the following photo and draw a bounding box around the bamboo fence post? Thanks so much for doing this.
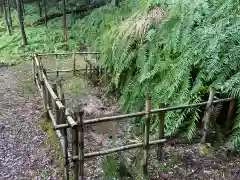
[73,52,76,76]
[43,68,50,118]
[85,64,88,76]
[60,106,69,180]
[52,84,58,115]
[157,103,165,161]
[93,64,95,82]
[59,81,66,106]
[100,66,103,77]
[201,87,216,143]
[39,64,48,117]
[96,65,100,80]
[76,105,85,180]
[226,97,236,130]
[35,62,39,85]
[72,106,79,180]
[46,77,52,110]
[32,56,36,85]
[89,64,92,79]
[143,94,151,177]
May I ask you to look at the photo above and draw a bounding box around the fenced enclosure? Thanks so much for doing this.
[32,52,235,180]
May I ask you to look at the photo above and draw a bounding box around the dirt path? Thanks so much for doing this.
[0,67,58,180]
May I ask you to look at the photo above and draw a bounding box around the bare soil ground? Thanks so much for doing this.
[0,63,61,180]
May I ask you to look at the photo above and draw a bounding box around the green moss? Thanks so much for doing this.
[39,118,64,176]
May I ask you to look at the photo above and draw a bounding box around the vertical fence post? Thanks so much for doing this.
[92,64,96,82]
[143,94,150,177]
[226,97,236,130]
[96,65,100,81]
[57,79,65,106]
[42,68,49,118]
[85,64,88,76]
[201,87,216,143]
[73,106,79,180]
[60,107,69,180]
[42,68,52,112]
[39,64,48,117]
[73,52,76,76]
[52,84,57,115]
[157,103,165,161]
[35,62,39,85]
[77,105,85,180]
[32,56,36,85]
[89,64,92,79]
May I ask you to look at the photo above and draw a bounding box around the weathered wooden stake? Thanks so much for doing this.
[73,52,76,76]
[143,94,150,177]
[201,87,216,143]
[85,64,88,76]
[42,68,49,118]
[100,67,103,77]
[60,107,69,180]
[32,57,36,85]
[89,64,92,79]
[46,83,52,110]
[55,102,60,125]
[73,106,79,180]
[157,103,165,161]
[52,84,57,115]
[57,79,65,106]
[226,98,236,130]
[92,64,95,82]
[77,105,85,180]
[39,65,48,117]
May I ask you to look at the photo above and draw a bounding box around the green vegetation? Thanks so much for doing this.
[39,117,64,178]
[1,0,240,178]
[81,0,240,150]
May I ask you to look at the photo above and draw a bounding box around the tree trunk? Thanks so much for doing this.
[112,0,120,6]
[43,0,47,27]
[0,0,3,15]
[4,0,11,35]
[7,0,12,28]
[55,0,59,10]
[62,0,67,42]
[16,0,28,46]
[20,0,25,15]
[38,0,42,17]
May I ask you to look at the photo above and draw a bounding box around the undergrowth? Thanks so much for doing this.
[0,3,80,64]
[75,0,240,151]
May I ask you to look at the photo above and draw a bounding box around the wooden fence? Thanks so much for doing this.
[32,52,235,180]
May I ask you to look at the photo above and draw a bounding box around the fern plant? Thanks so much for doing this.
[81,0,240,149]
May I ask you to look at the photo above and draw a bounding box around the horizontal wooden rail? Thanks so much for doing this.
[37,52,101,56]
[53,97,234,130]
[72,139,167,160]
[47,69,86,73]
[83,97,233,125]
[33,52,235,180]
[35,65,77,128]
